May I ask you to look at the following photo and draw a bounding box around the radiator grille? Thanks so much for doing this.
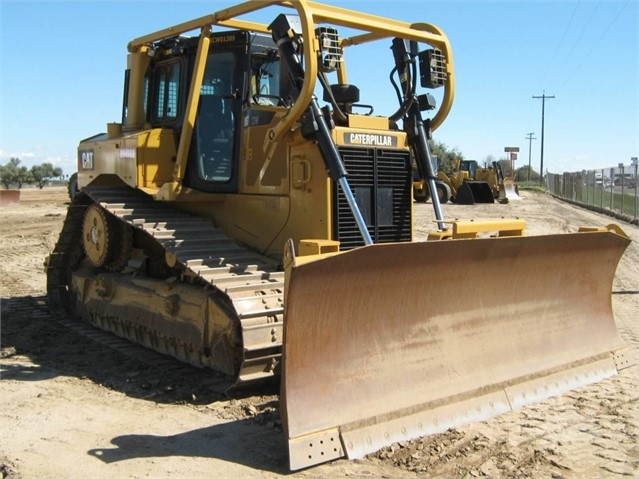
[334,147,412,250]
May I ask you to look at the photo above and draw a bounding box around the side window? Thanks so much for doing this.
[252,55,281,105]
[250,54,295,106]
[121,68,152,125]
[121,69,130,124]
[196,52,236,183]
[153,61,181,121]
[143,76,149,118]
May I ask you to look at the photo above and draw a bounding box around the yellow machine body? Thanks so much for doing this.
[48,0,633,471]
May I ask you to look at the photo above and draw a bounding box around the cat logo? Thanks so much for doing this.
[344,133,397,147]
[79,150,94,170]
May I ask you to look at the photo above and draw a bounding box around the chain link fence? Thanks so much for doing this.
[546,163,638,224]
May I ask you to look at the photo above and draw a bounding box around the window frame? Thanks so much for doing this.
[150,58,184,125]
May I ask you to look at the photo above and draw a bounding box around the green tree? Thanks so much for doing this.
[515,165,540,183]
[0,157,46,189]
[0,157,23,189]
[14,166,32,188]
[430,141,464,174]
[30,163,63,189]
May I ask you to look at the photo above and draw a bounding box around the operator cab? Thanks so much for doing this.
[188,32,299,193]
[134,31,295,194]
[134,25,376,195]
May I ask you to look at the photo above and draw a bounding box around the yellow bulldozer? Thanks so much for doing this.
[48,0,632,471]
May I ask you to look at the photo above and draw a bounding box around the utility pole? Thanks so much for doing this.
[525,132,537,184]
[532,92,555,187]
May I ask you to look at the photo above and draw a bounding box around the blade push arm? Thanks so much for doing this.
[391,38,446,229]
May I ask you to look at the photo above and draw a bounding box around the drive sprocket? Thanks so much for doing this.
[82,203,133,271]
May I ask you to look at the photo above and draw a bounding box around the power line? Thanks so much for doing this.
[532,93,555,186]
[558,0,631,90]
[537,1,581,91]
[547,1,601,89]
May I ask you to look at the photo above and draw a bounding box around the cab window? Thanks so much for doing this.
[153,60,181,121]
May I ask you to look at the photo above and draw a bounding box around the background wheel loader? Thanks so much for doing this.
[412,156,453,203]
[47,0,632,471]
[437,159,495,204]
[414,159,498,204]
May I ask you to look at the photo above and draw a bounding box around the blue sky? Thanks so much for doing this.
[1,0,637,177]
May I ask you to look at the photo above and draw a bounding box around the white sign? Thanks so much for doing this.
[119,148,136,160]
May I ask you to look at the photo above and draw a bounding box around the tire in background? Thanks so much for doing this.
[68,172,78,199]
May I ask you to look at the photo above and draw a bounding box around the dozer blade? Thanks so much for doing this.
[281,228,631,470]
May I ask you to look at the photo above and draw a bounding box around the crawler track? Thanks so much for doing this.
[5,294,236,395]
[47,186,285,385]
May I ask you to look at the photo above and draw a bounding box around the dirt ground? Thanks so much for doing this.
[1,187,637,479]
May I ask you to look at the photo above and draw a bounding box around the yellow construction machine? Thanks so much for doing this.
[48,1,632,471]
[472,160,501,200]
[487,160,521,202]
[438,159,495,204]
[412,156,453,203]
[414,159,499,204]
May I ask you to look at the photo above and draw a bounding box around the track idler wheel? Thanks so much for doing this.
[82,204,131,271]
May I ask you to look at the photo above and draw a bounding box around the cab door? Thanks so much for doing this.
[184,49,244,193]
